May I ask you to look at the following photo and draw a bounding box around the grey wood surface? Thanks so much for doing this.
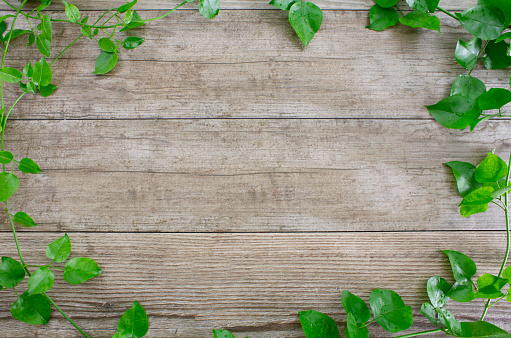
[0,1,510,337]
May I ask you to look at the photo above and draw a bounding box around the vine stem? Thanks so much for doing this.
[45,296,92,338]
[50,34,83,66]
[436,6,459,21]
[393,329,443,338]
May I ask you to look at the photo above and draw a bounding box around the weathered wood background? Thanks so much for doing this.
[1,0,510,337]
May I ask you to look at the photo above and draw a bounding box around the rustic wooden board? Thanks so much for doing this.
[4,10,508,119]
[0,119,509,232]
[0,0,477,11]
[0,232,509,337]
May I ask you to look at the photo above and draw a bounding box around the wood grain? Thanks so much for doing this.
[0,232,509,337]
[0,119,509,232]
[4,10,508,119]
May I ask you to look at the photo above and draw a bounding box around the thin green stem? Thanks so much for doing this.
[7,205,31,276]
[45,296,91,338]
[393,329,444,338]
[1,92,25,152]
[141,0,190,23]
[468,41,489,76]
[1,0,17,12]
[436,6,458,21]
[497,153,511,278]
[492,200,506,211]
[480,299,491,320]
[50,34,83,66]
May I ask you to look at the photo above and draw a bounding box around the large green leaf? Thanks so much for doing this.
[269,0,296,11]
[299,310,340,338]
[475,153,508,183]
[454,37,482,69]
[399,11,440,32]
[420,303,437,325]
[32,57,52,87]
[63,257,102,284]
[426,276,450,308]
[444,161,482,197]
[437,308,462,336]
[460,321,511,337]
[340,290,371,324]
[346,313,369,338]
[0,67,22,83]
[94,51,118,75]
[450,75,486,102]
[474,273,508,299]
[483,40,511,70]
[46,234,72,263]
[426,94,482,130]
[369,289,413,333]
[0,172,19,202]
[0,256,25,288]
[447,281,476,302]
[405,0,440,13]
[366,5,399,31]
[13,211,38,228]
[477,88,511,110]
[18,157,43,174]
[460,186,495,205]
[116,301,149,338]
[27,267,54,295]
[460,203,488,217]
[288,1,323,47]
[62,1,81,23]
[10,293,51,325]
[443,250,477,283]
[479,0,511,26]
[199,0,220,19]
[457,5,505,41]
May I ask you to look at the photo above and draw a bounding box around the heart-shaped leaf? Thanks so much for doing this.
[369,289,413,332]
[299,310,340,338]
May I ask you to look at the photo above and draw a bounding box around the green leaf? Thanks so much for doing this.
[445,161,482,197]
[375,0,399,8]
[0,257,25,288]
[40,14,52,41]
[479,0,511,26]
[503,266,511,281]
[457,5,505,40]
[36,35,51,57]
[81,26,92,39]
[405,0,440,13]
[4,29,31,43]
[39,84,58,97]
[0,67,22,83]
[98,37,116,53]
[0,151,13,164]
[94,51,118,75]
[478,88,511,110]
[23,61,33,78]
[46,234,72,263]
[116,301,149,338]
[426,94,482,130]
[366,5,399,31]
[199,0,220,19]
[27,267,54,295]
[63,257,102,284]
[212,330,236,338]
[346,313,369,338]
[461,186,495,205]
[496,32,511,43]
[119,11,145,32]
[443,250,477,283]
[437,307,462,336]
[455,38,482,69]
[268,0,296,11]
[420,303,437,325]
[0,172,19,202]
[288,1,323,47]
[483,40,511,70]
[32,57,52,87]
[369,289,413,333]
[18,157,43,174]
[460,203,488,217]
[28,32,35,46]
[62,1,80,23]
[340,290,371,324]
[118,0,137,13]
[474,273,508,299]
[398,11,440,33]
[426,276,450,308]
[13,211,38,227]
[10,293,51,325]
[450,75,486,102]
[299,310,340,338]
[475,153,508,183]
[460,321,511,337]
[123,36,145,49]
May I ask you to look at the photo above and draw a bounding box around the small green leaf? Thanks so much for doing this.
[475,153,508,183]
[445,161,482,197]
[81,26,92,39]
[13,211,38,227]
[39,84,58,97]
[288,1,323,47]
[299,310,340,338]
[460,321,511,337]
[63,257,102,284]
[461,186,495,205]
[420,303,437,325]
[116,301,149,338]
[0,172,19,202]
[340,290,371,324]
[426,94,482,130]
[478,88,511,110]
[94,51,118,75]
[18,158,43,174]
[450,75,486,102]
[28,33,35,46]
[32,56,52,87]
[455,37,482,69]
[443,250,477,283]
[27,267,54,295]
[23,61,33,78]
[426,276,450,308]
[36,36,51,57]
[98,37,115,53]
[46,234,72,263]
[483,40,511,70]
[212,330,236,338]
[123,37,145,49]
[346,313,369,338]
[0,67,22,83]
[118,0,137,13]
[366,5,399,31]
[0,257,25,288]
[474,273,508,299]
[4,29,31,43]
[399,11,440,33]
[119,11,145,32]
[503,266,511,281]
[40,15,52,41]
[199,0,220,19]
[369,289,413,333]
[437,308,462,336]
[405,0,440,13]
[62,1,81,23]
[457,5,505,40]
[10,293,51,325]
[0,151,13,164]
[460,203,488,217]
[268,0,296,11]
[375,0,399,8]
[496,31,511,43]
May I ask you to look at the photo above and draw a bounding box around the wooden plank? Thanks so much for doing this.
[0,232,509,337]
[0,0,477,11]
[1,119,510,232]
[4,10,506,119]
